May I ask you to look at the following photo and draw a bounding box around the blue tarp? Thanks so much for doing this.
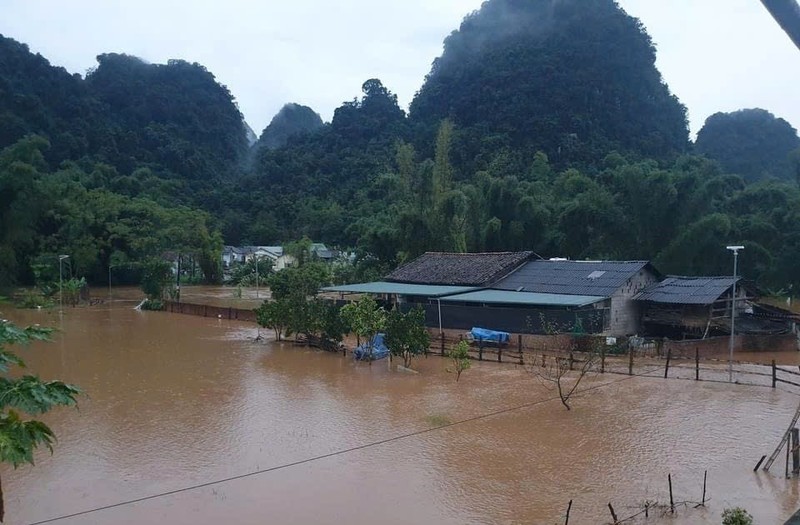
[470,327,510,344]
[353,333,390,361]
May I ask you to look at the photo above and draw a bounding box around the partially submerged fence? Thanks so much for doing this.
[163,300,257,322]
[426,329,800,393]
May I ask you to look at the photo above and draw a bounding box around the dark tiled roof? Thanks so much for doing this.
[634,276,741,305]
[385,252,536,286]
[494,260,654,297]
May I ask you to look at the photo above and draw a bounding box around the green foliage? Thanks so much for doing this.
[447,340,471,382]
[0,320,79,466]
[341,296,387,359]
[721,507,753,525]
[140,258,173,300]
[385,306,430,368]
[255,299,291,341]
[13,290,53,309]
[139,299,164,311]
[696,108,800,182]
[229,257,273,286]
[267,263,329,301]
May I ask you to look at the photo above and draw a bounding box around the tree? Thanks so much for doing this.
[0,320,80,522]
[140,258,173,301]
[527,337,599,410]
[721,507,753,525]
[340,296,386,361]
[385,306,431,368]
[255,299,290,341]
[447,340,471,382]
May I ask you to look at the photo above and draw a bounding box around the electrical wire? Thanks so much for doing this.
[26,366,663,525]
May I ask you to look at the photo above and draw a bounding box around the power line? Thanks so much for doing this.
[27,366,660,525]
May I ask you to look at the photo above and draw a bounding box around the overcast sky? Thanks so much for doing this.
[1,0,797,138]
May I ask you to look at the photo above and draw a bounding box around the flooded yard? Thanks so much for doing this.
[2,299,799,524]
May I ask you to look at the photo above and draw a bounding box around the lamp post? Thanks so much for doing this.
[726,245,744,383]
[58,255,70,310]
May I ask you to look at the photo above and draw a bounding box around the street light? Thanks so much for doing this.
[255,255,259,299]
[726,245,744,383]
[58,255,70,309]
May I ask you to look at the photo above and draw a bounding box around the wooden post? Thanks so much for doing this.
[600,344,605,373]
[701,470,707,505]
[754,454,767,471]
[565,499,572,525]
[773,359,777,388]
[608,503,619,524]
[787,432,791,478]
[204,305,208,317]
[440,332,445,357]
[478,340,483,361]
[628,344,634,376]
[498,346,502,363]
[664,347,672,379]
[792,428,799,476]
[228,307,233,320]
[668,474,674,514]
[695,348,700,380]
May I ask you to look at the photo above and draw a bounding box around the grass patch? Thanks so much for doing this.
[425,414,452,427]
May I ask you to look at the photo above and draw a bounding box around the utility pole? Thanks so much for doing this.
[726,245,744,382]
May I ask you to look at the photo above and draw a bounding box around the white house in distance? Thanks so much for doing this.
[222,243,339,272]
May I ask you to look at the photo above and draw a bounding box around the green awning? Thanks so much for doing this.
[322,281,478,297]
[440,289,607,307]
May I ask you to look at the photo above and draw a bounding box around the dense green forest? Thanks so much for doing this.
[1,0,800,293]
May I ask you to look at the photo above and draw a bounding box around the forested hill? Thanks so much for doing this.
[0,36,248,185]
[409,0,691,168]
[696,108,800,183]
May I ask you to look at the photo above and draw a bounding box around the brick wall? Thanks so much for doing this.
[608,268,660,336]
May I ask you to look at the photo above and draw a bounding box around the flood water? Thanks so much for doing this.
[3,297,800,525]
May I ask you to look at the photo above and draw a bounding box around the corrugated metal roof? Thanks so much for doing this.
[385,251,536,286]
[494,260,654,296]
[634,276,741,305]
[441,289,607,307]
[322,281,478,297]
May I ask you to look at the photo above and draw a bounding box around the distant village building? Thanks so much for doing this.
[222,243,339,272]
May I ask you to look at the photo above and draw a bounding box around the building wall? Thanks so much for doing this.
[609,269,660,336]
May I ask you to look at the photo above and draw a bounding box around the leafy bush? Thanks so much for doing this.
[722,507,753,525]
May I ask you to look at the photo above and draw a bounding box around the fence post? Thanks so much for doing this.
[792,428,799,476]
[668,474,674,514]
[498,346,502,363]
[664,347,672,379]
[600,345,606,374]
[440,332,445,357]
[569,347,574,371]
[773,359,777,388]
[228,307,233,320]
[518,334,524,366]
[478,340,484,361]
[695,348,700,381]
[628,344,634,376]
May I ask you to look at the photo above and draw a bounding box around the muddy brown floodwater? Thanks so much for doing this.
[2,298,800,525]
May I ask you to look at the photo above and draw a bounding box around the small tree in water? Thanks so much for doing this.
[341,296,386,361]
[722,507,753,525]
[0,320,80,522]
[255,299,290,341]
[385,306,430,368]
[447,340,471,382]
